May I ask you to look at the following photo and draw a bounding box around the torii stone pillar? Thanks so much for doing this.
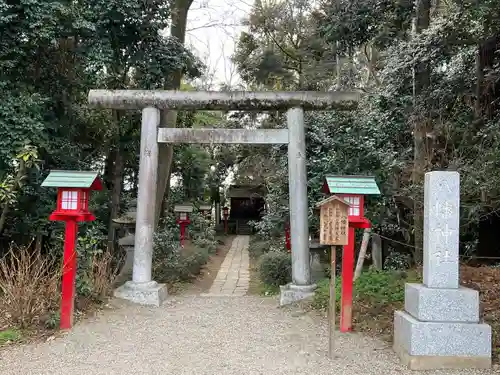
[88,90,359,306]
[279,107,314,304]
[114,107,168,305]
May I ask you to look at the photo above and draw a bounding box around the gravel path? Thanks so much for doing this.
[0,295,495,375]
[0,236,496,374]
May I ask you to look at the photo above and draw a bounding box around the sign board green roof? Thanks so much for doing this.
[323,175,380,195]
[41,170,101,189]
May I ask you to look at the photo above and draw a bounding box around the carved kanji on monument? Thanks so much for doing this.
[394,171,492,370]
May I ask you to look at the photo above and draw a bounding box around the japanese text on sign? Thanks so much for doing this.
[319,200,348,246]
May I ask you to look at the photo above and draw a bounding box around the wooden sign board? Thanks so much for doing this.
[316,195,349,246]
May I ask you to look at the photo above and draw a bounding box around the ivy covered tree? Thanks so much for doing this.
[232,0,500,262]
[0,0,201,251]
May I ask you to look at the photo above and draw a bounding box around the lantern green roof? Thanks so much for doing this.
[41,170,101,189]
[324,175,380,195]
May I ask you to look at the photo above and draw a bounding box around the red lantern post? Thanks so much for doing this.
[222,206,229,234]
[322,176,380,333]
[285,222,291,252]
[177,213,190,247]
[41,170,102,330]
[174,204,193,247]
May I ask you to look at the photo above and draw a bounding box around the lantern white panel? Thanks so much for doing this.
[62,190,78,210]
[343,195,361,216]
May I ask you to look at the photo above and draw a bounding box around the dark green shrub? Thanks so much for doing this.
[192,237,217,253]
[189,211,218,254]
[383,251,412,270]
[311,269,420,311]
[183,248,210,275]
[248,238,270,259]
[154,247,209,283]
[258,251,291,286]
[310,278,341,310]
[354,269,408,303]
[153,214,212,284]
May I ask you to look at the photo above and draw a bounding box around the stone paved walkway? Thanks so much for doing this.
[203,235,250,297]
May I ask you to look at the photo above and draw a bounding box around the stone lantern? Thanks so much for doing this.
[112,200,137,284]
[199,203,212,221]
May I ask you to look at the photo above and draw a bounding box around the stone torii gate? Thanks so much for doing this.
[88,90,359,306]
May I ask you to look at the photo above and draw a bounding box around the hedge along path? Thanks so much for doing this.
[202,235,250,297]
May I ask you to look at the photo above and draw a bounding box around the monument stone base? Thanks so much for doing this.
[393,342,492,370]
[114,280,168,307]
[394,310,491,370]
[279,283,316,306]
[404,283,479,322]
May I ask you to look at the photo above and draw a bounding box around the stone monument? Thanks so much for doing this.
[393,171,491,370]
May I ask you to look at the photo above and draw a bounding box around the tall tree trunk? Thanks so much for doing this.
[159,174,172,223]
[364,44,381,87]
[475,46,484,118]
[412,0,431,264]
[154,0,194,228]
[335,41,341,89]
[108,148,124,252]
[348,46,354,88]
[107,110,124,253]
[333,0,342,90]
[0,160,26,235]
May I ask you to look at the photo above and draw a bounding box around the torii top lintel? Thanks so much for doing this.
[87,90,360,111]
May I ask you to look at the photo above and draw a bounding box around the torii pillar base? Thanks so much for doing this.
[279,283,317,306]
[114,281,168,307]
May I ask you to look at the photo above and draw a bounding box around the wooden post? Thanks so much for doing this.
[354,228,371,280]
[316,195,350,358]
[329,245,337,358]
[371,233,383,270]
